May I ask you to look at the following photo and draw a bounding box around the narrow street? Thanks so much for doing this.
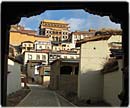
[17,84,75,107]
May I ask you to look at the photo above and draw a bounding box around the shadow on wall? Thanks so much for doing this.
[78,69,104,102]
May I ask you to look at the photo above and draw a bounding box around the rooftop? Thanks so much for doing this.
[76,35,111,47]
[21,41,33,43]
[23,51,49,54]
[95,29,122,35]
[27,60,45,63]
[50,50,79,55]
[8,56,22,64]
[41,19,68,25]
[72,30,96,35]
[50,58,79,65]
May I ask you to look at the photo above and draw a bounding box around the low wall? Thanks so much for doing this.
[103,60,123,106]
[7,59,21,95]
[78,70,103,102]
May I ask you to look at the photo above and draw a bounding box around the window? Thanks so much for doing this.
[70,56,74,59]
[47,46,50,49]
[36,54,40,60]
[76,56,79,59]
[28,54,32,60]
[64,56,67,58]
[22,47,25,49]
[54,55,57,58]
[93,47,96,50]
[50,55,53,59]
[27,47,31,51]
[57,55,61,59]
[42,55,46,60]
[62,44,66,47]
[44,71,50,76]
[39,46,42,49]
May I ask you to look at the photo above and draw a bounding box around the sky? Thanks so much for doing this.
[19,9,121,32]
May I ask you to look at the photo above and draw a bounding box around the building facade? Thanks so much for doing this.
[71,29,96,45]
[23,51,49,65]
[77,33,122,104]
[61,42,75,50]
[49,51,80,64]
[39,20,70,42]
[10,29,49,46]
[21,41,34,53]
[50,59,79,95]
[34,40,52,51]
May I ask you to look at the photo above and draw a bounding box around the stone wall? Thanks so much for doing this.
[59,75,78,94]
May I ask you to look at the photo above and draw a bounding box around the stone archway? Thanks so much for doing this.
[1,2,128,106]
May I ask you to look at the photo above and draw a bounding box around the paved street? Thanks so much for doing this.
[17,84,75,107]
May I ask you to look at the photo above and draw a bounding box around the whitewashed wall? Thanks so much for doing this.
[103,59,123,106]
[107,35,122,43]
[24,52,48,64]
[60,54,79,59]
[7,59,21,95]
[78,40,109,102]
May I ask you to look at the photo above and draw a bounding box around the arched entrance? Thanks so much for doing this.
[1,2,128,106]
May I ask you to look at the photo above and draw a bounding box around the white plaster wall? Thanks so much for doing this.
[78,40,109,102]
[24,52,48,64]
[103,59,123,106]
[35,44,51,50]
[60,54,79,59]
[107,35,122,43]
[7,59,21,95]
[22,42,33,47]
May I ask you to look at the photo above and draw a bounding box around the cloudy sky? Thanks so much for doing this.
[19,9,121,32]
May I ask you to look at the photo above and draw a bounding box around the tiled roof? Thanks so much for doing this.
[19,30,37,35]
[41,19,68,24]
[72,31,96,35]
[95,29,122,35]
[21,41,33,43]
[50,58,79,65]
